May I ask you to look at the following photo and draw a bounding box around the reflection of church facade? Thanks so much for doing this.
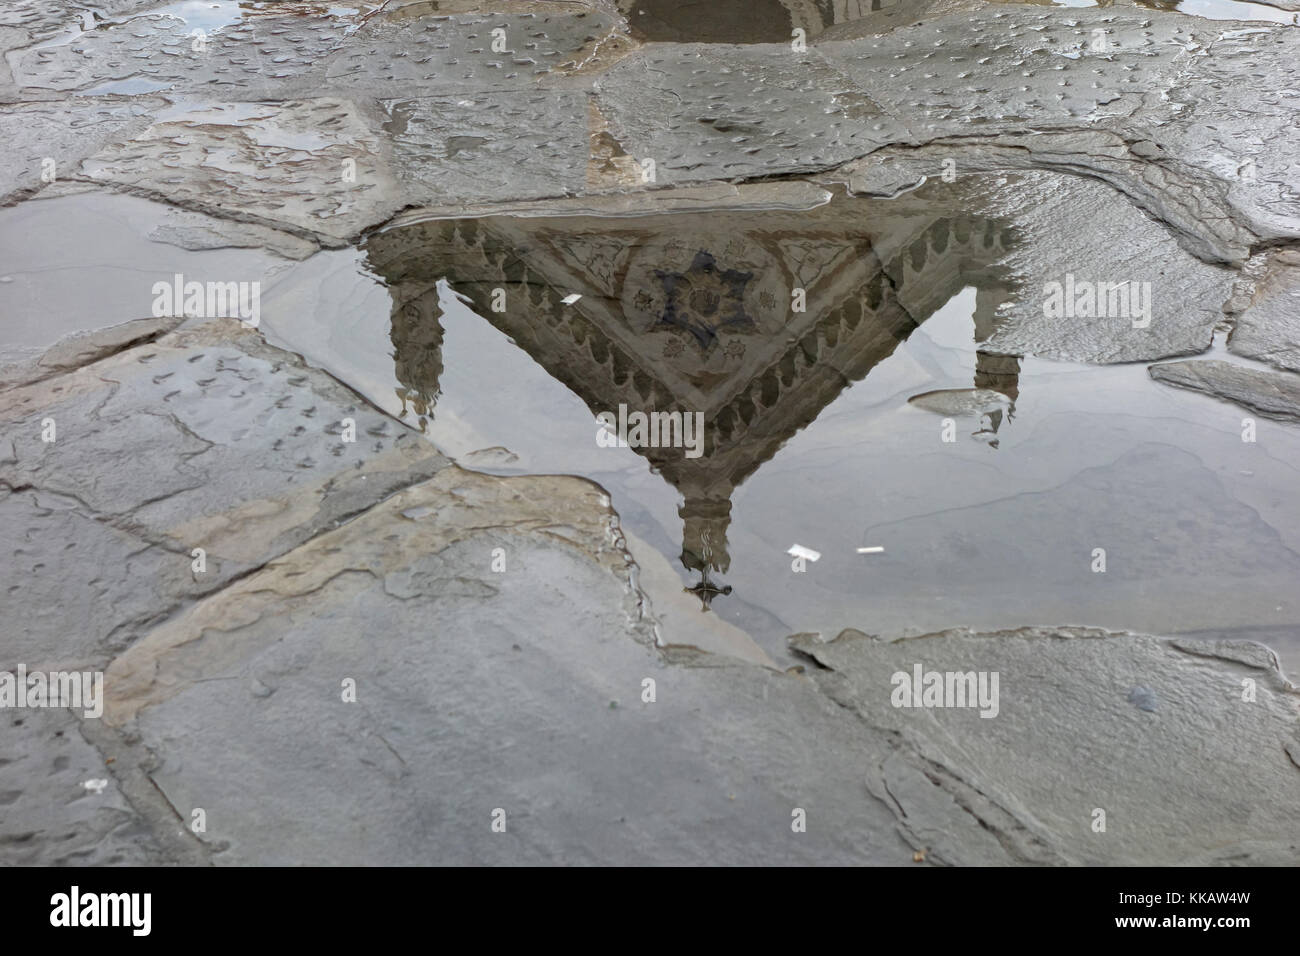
[618,0,918,43]
[617,0,1114,43]
[364,193,1020,608]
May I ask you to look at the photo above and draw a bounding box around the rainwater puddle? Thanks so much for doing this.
[26,0,369,57]
[128,0,247,34]
[31,0,245,50]
[252,181,1300,673]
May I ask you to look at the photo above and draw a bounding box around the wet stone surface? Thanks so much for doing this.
[0,99,160,203]
[0,705,166,866]
[381,92,590,206]
[1,0,1299,867]
[1229,250,1300,371]
[324,8,621,95]
[1150,358,1300,422]
[593,44,904,181]
[0,318,446,667]
[6,3,364,99]
[79,98,404,244]
[794,627,1300,865]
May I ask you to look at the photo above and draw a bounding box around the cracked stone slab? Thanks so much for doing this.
[0,98,161,204]
[6,1,617,100]
[0,0,158,40]
[0,486,208,669]
[793,626,1300,866]
[381,91,589,205]
[974,171,1234,363]
[0,0,87,39]
[1130,25,1300,248]
[588,8,1296,264]
[0,315,182,391]
[0,0,161,88]
[593,8,1206,186]
[1150,358,1300,422]
[97,478,1300,866]
[77,90,592,242]
[593,44,905,184]
[323,6,622,96]
[146,212,319,261]
[80,98,404,245]
[833,131,1261,266]
[100,467,920,865]
[1229,249,1300,372]
[0,317,447,666]
[818,10,1183,137]
[825,12,1298,263]
[0,705,165,865]
[5,2,369,99]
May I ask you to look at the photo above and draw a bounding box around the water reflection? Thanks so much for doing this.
[364,195,1021,608]
[622,0,1297,41]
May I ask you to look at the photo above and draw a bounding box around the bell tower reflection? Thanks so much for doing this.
[974,285,1021,444]
[365,195,1021,610]
[390,289,445,431]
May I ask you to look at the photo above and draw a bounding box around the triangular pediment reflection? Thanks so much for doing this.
[364,193,1022,609]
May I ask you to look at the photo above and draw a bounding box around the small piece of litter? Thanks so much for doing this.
[560,293,582,305]
[83,779,109,795]
[856,546,885,554]
[787,544,821,561]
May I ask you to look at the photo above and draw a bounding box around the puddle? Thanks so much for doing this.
[128,0,248,34]
[1139,0,1298,23]
[623,0,1296,40]
[0,191,296,365]
[245,180,1300,673]
[4,182,1297,674]
[25,1,370,57]
[31,0,245,50]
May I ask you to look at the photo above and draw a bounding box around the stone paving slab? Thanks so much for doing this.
[3,3,1289,270]
[323,6,621,96]
[2,0,1299,869]
[0,318,446,668]
[1229,250,1300,372]
[0,313,1296,866]
[96,457,1300,865]
[794,626,1300,866]
[0,705,166,866]
[5,3,364,99]
[79,98,404,245]
[592,43,904,182]
[1151,358,1300,422]
[0,98,161,203]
